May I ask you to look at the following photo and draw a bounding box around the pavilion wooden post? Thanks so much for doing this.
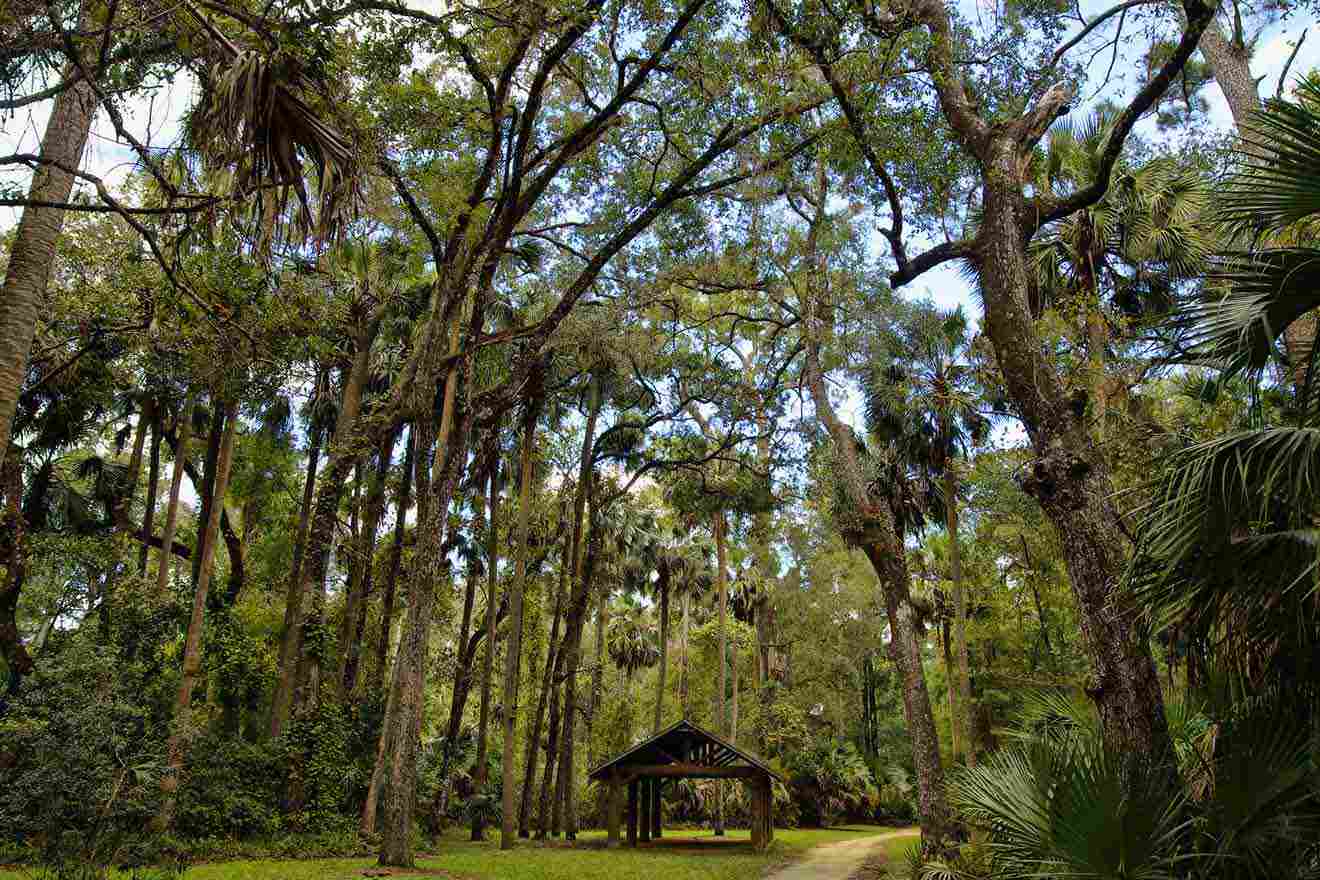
[651,778,662,839]
[749,775,773,851]
[749,780,763,851]
[606,773,624,848]
[639,777,652,843]
[627,779,639,846]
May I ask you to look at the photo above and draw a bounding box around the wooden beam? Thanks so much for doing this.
[625,763,764,779]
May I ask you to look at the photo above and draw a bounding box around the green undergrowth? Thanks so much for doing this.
[2,826,908,880]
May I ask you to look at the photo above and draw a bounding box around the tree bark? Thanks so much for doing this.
[341,428,398,696]
[797,190,956,850]
[653,573,670,734]
[522,560,563,837]
[191,404,224,589]
[0,68,96,477]
[1,451,33,699]
[549,380,601,840]
[586,572,608,767]
[946,468,973,764]
[378,310,468,867]
[370,426,414,698]
[977,137,1171,763]
[156,394,195,597]
[157,399,238,830]
[138,405,163,573]
[533,517,572,838]
[713,510,728,836]
[472,462,501,841]
[501,390,541,848]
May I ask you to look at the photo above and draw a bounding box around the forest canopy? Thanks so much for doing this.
[2,0,1319,876]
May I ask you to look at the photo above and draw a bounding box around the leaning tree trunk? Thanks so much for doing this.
[157,399,238,830]
[501,388,542,848]
[0,72,96,477]
[472,461,501,841]
[191,405,224,589]
[976,139,1171,763]
[799,218,956,852]
[156,393,195,597]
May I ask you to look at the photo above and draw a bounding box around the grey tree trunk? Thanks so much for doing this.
[946,468,973,764]
[157,399,239,830]
[977,139,1172,763]
[0,72,96,476]
[472,463,500,841]
[501,392,541,848]
[713,511,727,837]
[156,394,195,597]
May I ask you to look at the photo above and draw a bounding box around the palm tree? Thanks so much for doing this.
[1135,77,1320,694]
[865,304,987,763]
[637,522,708,733]
[1029,107,1213,439]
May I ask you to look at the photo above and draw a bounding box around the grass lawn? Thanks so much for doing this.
[0,825,908,880]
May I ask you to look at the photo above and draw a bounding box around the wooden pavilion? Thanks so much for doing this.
[587,719,783,851]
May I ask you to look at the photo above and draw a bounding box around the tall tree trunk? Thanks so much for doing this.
[1,451,33,700]
[472,462,501,841]
[653,576,670,734]
[550,380,601,840]
[680,591,690,715]
[586,576,608,767]
[713,510,727,836]
[555,506,600,842]
[138,405,163,572]
[156,394,195,597]
[292,316,380,725]
[946,468,973,764]
[157,399,238,830]
[0,70,96,476]
[522,561,562,837]
[271,411,323,737]
[977,139,1171,764]
[501,390,541,848]
[377,310,469,867]
[113,397,154,534]
[341,428,398,696]
[798,200,956,851]
[370,427,414,698]
[434,548,482,827]
[941,613,959,760]
[534,517,573,838]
